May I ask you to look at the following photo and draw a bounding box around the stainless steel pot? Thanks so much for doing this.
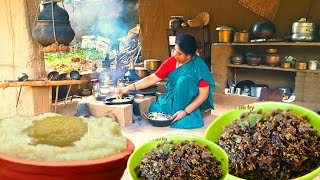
[250,84,269,97]
[292,18,316,42]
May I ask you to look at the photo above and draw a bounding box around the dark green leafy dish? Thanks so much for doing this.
[134,140,223,180]
[219,109,320,180]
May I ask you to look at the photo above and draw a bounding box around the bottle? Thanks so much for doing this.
[99,53,113,94]
[90,79,100,96]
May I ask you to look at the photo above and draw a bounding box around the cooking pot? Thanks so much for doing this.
[296,62,307,70]
[233,31,249,42]
[308,60,319,70]
[135,67,149,78]
[250,84,269,97]
[252,21,276,39]
[216,26,234,43]
[144,59,161,71]
[292,18,316,42]
[231,54,244,64]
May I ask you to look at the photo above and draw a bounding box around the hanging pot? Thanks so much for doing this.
[32,20,75,46]
[38,1,69,21]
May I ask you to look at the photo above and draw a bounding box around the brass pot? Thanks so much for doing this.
[144,59,161,71]
[281,62,291,69]
[216,26,234,43]
[296,62,307,70]
[234,31,249,42]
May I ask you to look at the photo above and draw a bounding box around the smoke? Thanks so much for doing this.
[64,0,139,47]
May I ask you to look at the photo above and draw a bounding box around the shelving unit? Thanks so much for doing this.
[166,25,211,68]
[211,42,320,111]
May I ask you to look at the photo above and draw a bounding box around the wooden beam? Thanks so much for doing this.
[0,80,87,88]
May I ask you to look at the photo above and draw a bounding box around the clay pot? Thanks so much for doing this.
[0,139,134,180]
[245,53,261,66]
[38,2,69,21]
[32,20,75,46]
[252,21,276,39]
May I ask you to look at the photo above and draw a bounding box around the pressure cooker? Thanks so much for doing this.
[291,18,317,42]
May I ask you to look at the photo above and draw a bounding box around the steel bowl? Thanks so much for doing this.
[145,112,174,127]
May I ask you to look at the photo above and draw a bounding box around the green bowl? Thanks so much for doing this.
[204,102,320,180]
[127,135,229,180]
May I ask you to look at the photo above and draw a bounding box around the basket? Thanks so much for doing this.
[194,12,210,25]
[187,20,204,27]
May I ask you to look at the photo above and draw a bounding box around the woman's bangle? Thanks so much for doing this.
[132,83,137,90]
[183,109,189,115]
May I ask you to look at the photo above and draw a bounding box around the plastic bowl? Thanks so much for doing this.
[127,135,229,180]
[204,102,320,180]
[0,139,135,180]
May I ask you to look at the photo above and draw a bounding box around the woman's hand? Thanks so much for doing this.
[115,86,130,96]
[171,110,188,124]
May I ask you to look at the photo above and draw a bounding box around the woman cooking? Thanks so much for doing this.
[116,34,215,129]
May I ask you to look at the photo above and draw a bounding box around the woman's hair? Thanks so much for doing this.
[175,34,197,55]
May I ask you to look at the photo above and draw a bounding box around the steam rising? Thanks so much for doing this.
[65,0,139,45]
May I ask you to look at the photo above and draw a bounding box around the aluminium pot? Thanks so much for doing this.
[250,84,269,97]
[292,18,316,42]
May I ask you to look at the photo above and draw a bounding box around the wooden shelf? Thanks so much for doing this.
[227,64,320,73]
[212,42,320,46]
[0,79,87,88]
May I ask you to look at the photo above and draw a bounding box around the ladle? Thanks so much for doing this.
[16,73,29,107]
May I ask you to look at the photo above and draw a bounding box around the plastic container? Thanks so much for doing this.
[204,102,320,180]
[127,135,229,180]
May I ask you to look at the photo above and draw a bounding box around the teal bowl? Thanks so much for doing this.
[127,135,229,180]
[204,102,320,180]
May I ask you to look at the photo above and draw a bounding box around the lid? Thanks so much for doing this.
[292,18,314,26]
[216,26,234,31]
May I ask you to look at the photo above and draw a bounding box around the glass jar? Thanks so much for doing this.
[90,79,100,96]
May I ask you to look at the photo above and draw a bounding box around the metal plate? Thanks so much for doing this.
[104,95,134,105]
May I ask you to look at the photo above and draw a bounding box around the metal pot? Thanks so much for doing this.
[135,67,149,78]
[292,18,316,42]
[231,54,244,64]
[252,21,276,39]
[144,59,161,71]
[308,60,319,70]
[216,26,234,43]
[250,84,269,97]
[233,31,249,42]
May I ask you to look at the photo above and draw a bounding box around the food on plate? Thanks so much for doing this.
[218,109,320,179]
[134,140,223,179]
[0,113,127,162]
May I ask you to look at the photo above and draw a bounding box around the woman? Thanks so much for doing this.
[116,34,215,129]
